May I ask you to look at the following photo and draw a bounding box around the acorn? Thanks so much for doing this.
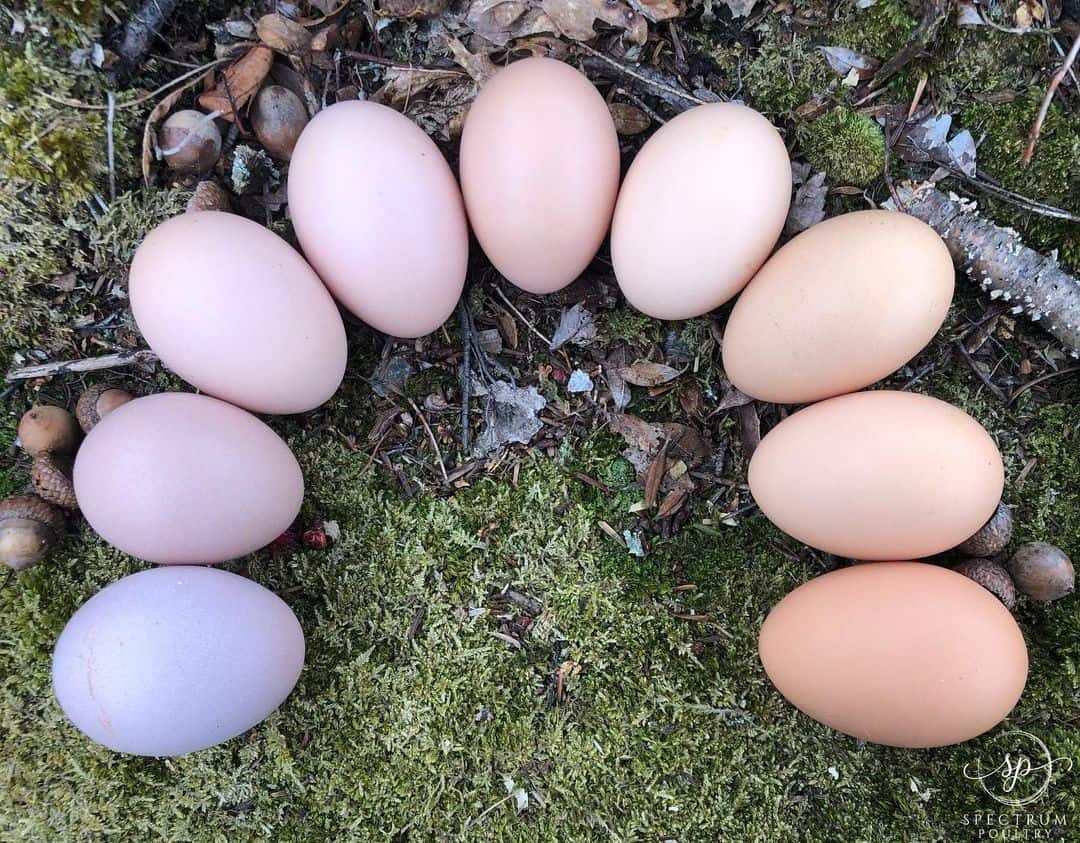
[251,85,308,161]
[0,494,66,570]
[956,502,1013,557]
[952,558,1017,611]
[186,180,232,214]
[17,405,80,456]
[30,453,77,510]
[75,385,133,433]
[160,109,222,174]
[1007,543,1075,601]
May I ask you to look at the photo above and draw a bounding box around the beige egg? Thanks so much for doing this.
[460,58,620,294]
[749,391,1003,559]
[288,101,468,338]
[759,562,1028,747]
[611,103,791,320]
[723,210,954,404]
[130,211,346,415]
[74,393,303,565]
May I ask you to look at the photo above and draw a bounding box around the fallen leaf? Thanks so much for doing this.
[737,403,760,458]
[655,487,687,520]
[567,369,594,393]
[307,0,344,14]
[946,128,976,177]
[378,0,449,18]
[466,0,554,46]
[447,36,497,83]
[542,0,647,43]
[784,170,827,236]
[619,360,681,387]
[609,102,650,135]
[818,46,880,80]
[644,447,666,508]
[257,14,313,54]
[372,66,476,141]
[955,0,983,26]
[371,355,414,397]
[494,309,519,349]
[477,328,503,355]
[198,46,274,121]
[474,381,547,456]
[896,112,978,177]
[467,0,646,45]
[141,85,186,184]
[550,303,597,350]
[626,0,681,22]
[721,0,757,17]
[657,422,709,468]
[716,383,754,411]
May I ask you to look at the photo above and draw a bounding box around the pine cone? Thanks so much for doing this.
[30,453,78,510]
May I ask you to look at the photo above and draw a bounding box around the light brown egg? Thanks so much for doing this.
[288,101,468,338]
[611,103,791,320]
[749,391,1003,559]
[459,58,620,294]
[759,562,1028,747]
[723,210,954,404]
[130,211,346,415]
[74,393,303,565]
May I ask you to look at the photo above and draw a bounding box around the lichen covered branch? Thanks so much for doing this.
[888,183,1080,353]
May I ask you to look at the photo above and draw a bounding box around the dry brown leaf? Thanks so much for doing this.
[619,360,681,387]
[609,102,650,135]
[448,36,497,83]
[257,14,313,54]
[643,447,666,508]
[310,24,340,52]
[542,0,647,43]
[379,0,448,18]
[627,0,681,21]
[678,384,703,417]
[655,488,688,520]
[495,309,519,349]
[141,86,187,185]
[198,46,274,121]
[466,0,646,45]
[371,65,476,141]
[657,422,709,469]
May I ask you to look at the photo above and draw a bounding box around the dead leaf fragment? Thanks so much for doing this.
[550,303,597,351]
[721,0,757,17]
[197,46,274,121]
[619,360,681,387]
[141,85,186,184]
[495,309,519,349]
[656,487,688,520]
[474,381,547,456]
[379,0,449,18]
[257,14,313,54]
[784,170,827,236]
[609,102,650,135]
[447,36,497,83]
[542,0,647,43]
[627,0,681,21]
[817,46,880,80]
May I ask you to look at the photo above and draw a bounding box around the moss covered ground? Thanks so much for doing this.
[1,0,1079,840]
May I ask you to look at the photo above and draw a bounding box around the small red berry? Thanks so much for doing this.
[302,527,329,550]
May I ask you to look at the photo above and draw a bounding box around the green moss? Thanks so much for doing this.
[829,0,918,58]
[43,0,102,25]
[598,309,661,344]
[742,27,836,115]
[89,188,190,285]
[798,108,885,186]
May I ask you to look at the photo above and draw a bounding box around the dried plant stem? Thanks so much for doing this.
[6,350,159,382]
[1023,31,1080,165]
[406,398,449,485]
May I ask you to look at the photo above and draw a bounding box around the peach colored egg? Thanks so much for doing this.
[130,211,346,415]
[459,58,620,294]
[722,210,954,404]
[748,391,1003,559]
[611,103,791,320]
[53,566,305,756]
[759,562,1028,747]
[74,393,302,564]
[288,101,468,337]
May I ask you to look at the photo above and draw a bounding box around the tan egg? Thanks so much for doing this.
[723,210,954,404]
[749,391,1003,559]
[130,211,346,415]
[459,58,620,294]
[288,101,468,337]
[759,562,1028,747]
[611,103,791,320]
[74,393,303,565]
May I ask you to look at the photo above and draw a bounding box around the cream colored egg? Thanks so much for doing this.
[723,210,954,404]
[748,391,1003,560]
[611,103,791,320]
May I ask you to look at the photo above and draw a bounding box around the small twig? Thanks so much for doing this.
[457,299,472,453]
[1008,365,1080,405]
[340,50,466,74]
[6,349,158,382]
[576,42,706,109]
[954,341,1007,401]
[406,397,449,485]
[41,58,231,111]
[1023,31,1080,165]
[943,168,1080,222]
[614,87,666,125]
[491,286,552,347]
[105,92,116,202]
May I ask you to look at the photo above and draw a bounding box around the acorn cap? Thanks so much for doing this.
[17,405,80,456]
[956,502,1013,557]
[30,453,78,510]
[952,558,1017,611]
[0,494,66,571]
[76,385,133,433]
[1007,542,1075,601]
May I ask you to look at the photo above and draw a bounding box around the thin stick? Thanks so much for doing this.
[105,92,116,201]
[406,397,449,485]
[491,286,552,347]
[1023,31,1080,165]
[340,50,466,74]
[576,42,706,108]
[457,299,472,453]
[6,349,159,382]
[945,168,1080,222]
[41,58,230,111]
[1008,365,1080,404]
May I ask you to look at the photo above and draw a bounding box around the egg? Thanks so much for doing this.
[611,103,791,320]
[130,211,346,415]
[749,391,1003,559]
[74,393,302,564]
[459,57,620,294]
[759,562,1028,747]
[288,101,468,337]
[53,566,305,756]
[722,210,955,404]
